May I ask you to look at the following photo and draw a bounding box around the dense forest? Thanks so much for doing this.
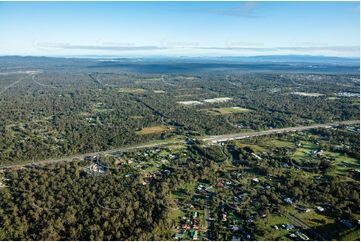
[0,144,220,240]
[0,58,359,164]
[0,126,358,240]
[0,57,359,240]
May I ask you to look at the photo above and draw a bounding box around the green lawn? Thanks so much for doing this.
[258,138,294,149]
[233,142,266,153]
[339,227,360,241]
[253,214,292,241]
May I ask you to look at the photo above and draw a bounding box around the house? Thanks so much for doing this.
[86,163,106,174]
[161,169,171,175]
[215,180,224,188]
[296,231,310,240]
[296,206,311,212]
[281,224,295,230]
[316,206,325,212]
[340,219,354,228]
[252,153,262,160]
[251,178,259,184]
[289,233,297,238]
[284,197,293,204]
[215,182,224,188]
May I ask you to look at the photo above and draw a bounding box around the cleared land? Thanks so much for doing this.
[136,125,174,135]
[203,97,232,103]
[291,92,324,97]
[177,101,203,106]
[200,107,251,115]
[118,88,146,93]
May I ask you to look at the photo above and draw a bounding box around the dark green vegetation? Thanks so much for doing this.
[0,57,359,164]
[0,125,359,240]
[169,125,360,241]
[0,162,169,240]
[0,143,219,240]
[0,57,359,240]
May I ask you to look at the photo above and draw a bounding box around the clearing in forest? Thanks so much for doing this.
[203,97,232,103]
[118,88,146,93]
[177,100,203,105]
[200,107,251,115]
[136,125,174,135]
[291,92,324,97]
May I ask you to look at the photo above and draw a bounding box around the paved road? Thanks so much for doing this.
[202,120,359,144]
[0,120,358,171]
[0,140,184,170]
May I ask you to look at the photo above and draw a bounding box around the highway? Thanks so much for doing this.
[0,140,184,171]
[202,120,359,144]
[0,120,358,171]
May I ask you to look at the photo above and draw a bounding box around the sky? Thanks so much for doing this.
[0,1,359,57]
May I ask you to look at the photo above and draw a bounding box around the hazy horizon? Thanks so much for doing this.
[0,1,359,57]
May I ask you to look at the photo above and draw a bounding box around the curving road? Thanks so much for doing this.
[0,120,358,171]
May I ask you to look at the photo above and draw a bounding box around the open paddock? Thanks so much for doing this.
[291,92,324,97]
[136,125,174,135]
[177,101,203,106]
[203,97,232,103]
[118,88,146,93]
[200,107,251,115]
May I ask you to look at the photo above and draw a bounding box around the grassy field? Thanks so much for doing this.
[118,88,146,93]
[323,150,359,177]
[136,125,174,135]
[233,141,266,153]
[257,138,294,149]
[153,90,165,94]
[338,227,360,241]
[200,107,251,115]
[292,140,318,160]
[129,115,143,119]
[253,214,292,240]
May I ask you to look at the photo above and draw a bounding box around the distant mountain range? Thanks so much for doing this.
[0,55,359,74]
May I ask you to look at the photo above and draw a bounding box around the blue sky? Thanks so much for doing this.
[0,1,359,57]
